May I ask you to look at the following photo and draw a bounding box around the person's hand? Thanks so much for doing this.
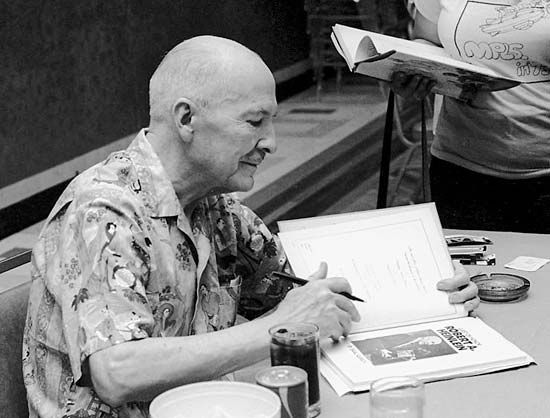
[437,261,480,313]
[272,262,361,341]
[390,71,436,101]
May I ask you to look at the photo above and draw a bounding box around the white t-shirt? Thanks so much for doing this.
[415,0,550,178]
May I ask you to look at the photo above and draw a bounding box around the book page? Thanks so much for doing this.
[321,317,534,395]
[278,204,464,333]
[330,27,372,72]
[278,204,411,232]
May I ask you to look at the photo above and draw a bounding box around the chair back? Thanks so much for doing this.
[0,281,31,418]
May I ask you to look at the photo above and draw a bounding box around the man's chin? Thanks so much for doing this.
[235,179,255,193]
[221,176,255,194]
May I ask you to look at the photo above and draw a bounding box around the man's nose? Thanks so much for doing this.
[258,123,277,154]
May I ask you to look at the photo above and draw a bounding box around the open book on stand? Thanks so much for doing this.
[331,24,520,101]
[278,203,534,395]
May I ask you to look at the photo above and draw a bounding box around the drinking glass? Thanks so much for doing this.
[269,322,321,417]
[370,376,424,418]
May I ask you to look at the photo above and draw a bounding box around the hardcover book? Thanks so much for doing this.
[331,24,520,101]
[278,203,534,395]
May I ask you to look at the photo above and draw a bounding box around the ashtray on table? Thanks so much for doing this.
[471,273,530,302]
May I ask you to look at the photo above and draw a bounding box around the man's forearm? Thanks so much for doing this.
[89,314,279,406]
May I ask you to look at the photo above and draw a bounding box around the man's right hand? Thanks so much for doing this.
[390,71,436,101]
[271,262,361,341]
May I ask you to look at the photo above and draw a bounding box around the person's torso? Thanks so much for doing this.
[24,133,279,418]
[419,0,550,177]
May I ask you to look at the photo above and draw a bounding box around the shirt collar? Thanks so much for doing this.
[127,129,182,218]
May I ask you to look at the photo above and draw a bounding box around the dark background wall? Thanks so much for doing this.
[1,0,309,189]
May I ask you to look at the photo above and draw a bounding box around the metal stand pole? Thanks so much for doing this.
[377,90,395,208]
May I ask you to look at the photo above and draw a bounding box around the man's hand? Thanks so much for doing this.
[390,71,436,101]
[437,261,480,313]
[272,262,361,341]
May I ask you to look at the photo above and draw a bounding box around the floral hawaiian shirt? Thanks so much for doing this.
[23,129,290,418]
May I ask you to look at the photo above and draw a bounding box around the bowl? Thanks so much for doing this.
[150,381,281,418]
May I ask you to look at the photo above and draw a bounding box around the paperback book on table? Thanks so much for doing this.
[278,203,534,395]
[331,24,520,101]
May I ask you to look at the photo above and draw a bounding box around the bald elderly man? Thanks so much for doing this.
[23,36,478,417]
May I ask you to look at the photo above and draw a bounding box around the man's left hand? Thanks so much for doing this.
[437,261,480,313]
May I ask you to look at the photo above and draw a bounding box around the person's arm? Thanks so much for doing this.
[89,311,274,406]
[412,9,441,46]
[89,263,360,406]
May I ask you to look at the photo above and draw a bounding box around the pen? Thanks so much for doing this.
[272,271,365,303]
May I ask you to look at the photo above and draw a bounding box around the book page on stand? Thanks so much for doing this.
[321,316,535,395]
[278,204,465,333]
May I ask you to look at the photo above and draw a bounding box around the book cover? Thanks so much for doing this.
[321,317,534,395]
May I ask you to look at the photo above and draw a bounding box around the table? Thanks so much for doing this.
[3,229,549,416]
[237,229,550,417]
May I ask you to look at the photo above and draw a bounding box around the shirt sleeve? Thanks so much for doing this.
[414,0,442,24]
[53,193,155,383]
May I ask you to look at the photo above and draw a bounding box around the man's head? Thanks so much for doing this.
[148,36,278,195]
[418,336,442,346]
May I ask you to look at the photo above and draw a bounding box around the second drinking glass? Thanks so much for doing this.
[269,322,321,418]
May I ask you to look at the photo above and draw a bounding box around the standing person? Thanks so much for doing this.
[23,35,478,418]
[392,0,550,232]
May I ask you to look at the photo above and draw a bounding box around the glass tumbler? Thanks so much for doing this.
[269,322,321,417]
[370,376,424,418]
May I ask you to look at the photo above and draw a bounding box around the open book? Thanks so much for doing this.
[331,24,520,101]
[277,203,534,395]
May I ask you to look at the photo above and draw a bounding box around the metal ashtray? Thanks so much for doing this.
[471,273,530,302]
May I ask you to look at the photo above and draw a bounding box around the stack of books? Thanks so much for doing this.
[445,235,495,266]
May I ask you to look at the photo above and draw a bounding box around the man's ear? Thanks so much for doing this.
[173,98,195,141]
